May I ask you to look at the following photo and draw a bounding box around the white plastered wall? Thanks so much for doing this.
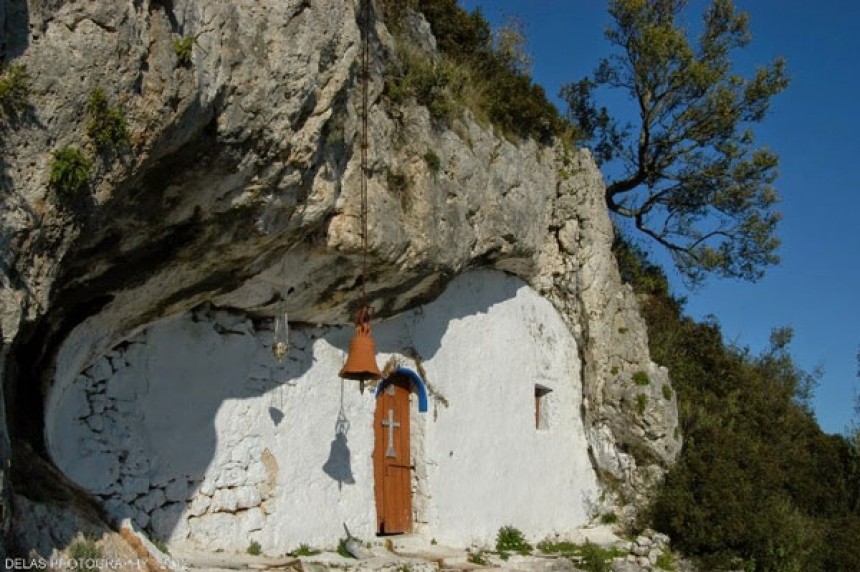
[414,272,598,546]
[47,270,599,551]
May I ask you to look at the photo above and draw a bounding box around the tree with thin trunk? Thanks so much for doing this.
[562,0,788,284]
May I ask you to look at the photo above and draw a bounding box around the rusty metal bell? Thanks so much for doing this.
[339,306,382,381]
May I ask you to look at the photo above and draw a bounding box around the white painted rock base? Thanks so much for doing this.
[47,270,599,553]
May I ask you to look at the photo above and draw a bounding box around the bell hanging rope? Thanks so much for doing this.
[339,0,382,385]
[340,306,382,381]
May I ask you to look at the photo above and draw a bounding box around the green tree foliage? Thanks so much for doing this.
[615,235,859,571]
[849,348,860,514]
[564,0,788,284]
[493,17,532,76]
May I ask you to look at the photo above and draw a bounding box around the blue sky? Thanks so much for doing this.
[458,0,860,434]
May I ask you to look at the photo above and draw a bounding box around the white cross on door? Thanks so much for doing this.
[381,408,400,458]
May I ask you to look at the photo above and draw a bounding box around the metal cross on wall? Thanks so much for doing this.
[382,409,400,458]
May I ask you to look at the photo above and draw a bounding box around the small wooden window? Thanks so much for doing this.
[535,385,552,430]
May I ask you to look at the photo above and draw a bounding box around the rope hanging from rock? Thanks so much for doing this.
[359,0,370,306]
[339,0,382,385]
[271,236,291,362]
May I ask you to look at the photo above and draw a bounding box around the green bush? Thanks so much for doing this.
[536,540,622,571]
[632,370,650,386]
[152,537,169,555]
[289,544,320,557]
[173,36,195,66]
[337,538,354,559]
[636,394,648,415]
[50,146,92,194]
[495,525,532,557]
[384,43,463,123]
[246,540,262,556]
[613,233,860,571]
[600,511,618,525]
[423,150,441,172]
[86,87,130,152]
[655,547,677,571]
[0,62,30,121]
[662,384,673,400]
[579,542,619,572]
[536,538,579,554]
[814,516,860,571]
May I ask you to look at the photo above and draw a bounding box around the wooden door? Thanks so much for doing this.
[373,376,412,534]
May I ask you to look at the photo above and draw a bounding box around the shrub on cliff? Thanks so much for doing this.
[379,0,573,144]
[50,146,92,194]
[615,234,859,571]
[0,62,30,123]
[85,87,130,153]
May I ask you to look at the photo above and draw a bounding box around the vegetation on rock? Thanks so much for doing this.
[635,393,649,415]
[49,146,93,194]
[565,0,788,284]
[0,62,30,123]
[655,547,678,571]
[661,384,673,400]
[68,536,103,570]
[423,149,441,172]
[289,544,321,557]
[380,0,573,143]
[600,511,619,525]
[336,538,355,559]
[632,370,651,386]
[86,87,130,153]
[536,540,623,572]
[246,540,262,556]
[579,542,623,572]
[383,41,463,123]
[615,235,860,571]
[495,525,532,558]
[151,537,169,555]
[173,36,195,67]
[536,538,580,554]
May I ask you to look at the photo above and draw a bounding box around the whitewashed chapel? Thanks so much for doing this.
[46,270,600,552]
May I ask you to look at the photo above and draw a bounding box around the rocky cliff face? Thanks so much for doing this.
[0,0,679,557]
